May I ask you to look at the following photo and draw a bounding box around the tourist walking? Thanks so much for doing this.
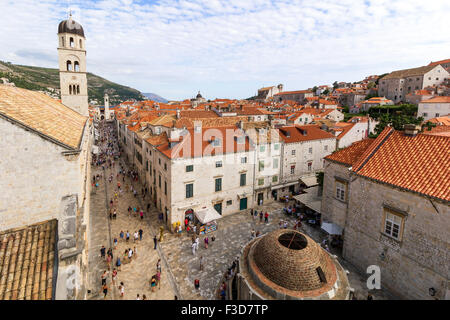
[204,236,209,249]
[138,229,143,241]
[153,235,157,249]
[100,245,106,259]
[264,212,269,223]
[101,270,108,286]
[156,259,162,273]
[259,211,263,222]
[102,284,108,299]
[119,282,125,297]
[111,268,117,285]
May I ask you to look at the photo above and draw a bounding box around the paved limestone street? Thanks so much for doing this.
[87,120,396,300]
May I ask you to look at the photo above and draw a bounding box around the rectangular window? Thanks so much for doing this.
[226,200,232,206]
[186,183,193,198]
[240,173,246,186]
[215,178,222,192]
[145,160,149,172]
[258,178,264,186]
[259,160,264,172]
[159,158,161,165]
[290,165,295,174]
[384,210,403,240]
[216,161,223,168]
[274,143,280,150]
[186,165,193,172]
[164,163,167,171]
[241,157,247,164]
[260,145,266,152]
[272,175,278,183]
[291,150,296,155]
[164,181,167,195]
[309,147,313,154]
[336,180,346,201]
[273,158,279,169]
[307,161,312,171]
[159,175,161,188]
[324,145,328,151]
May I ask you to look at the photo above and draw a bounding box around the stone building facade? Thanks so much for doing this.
[0,85,92,300]
[321,127,450,300]
[378,64,449,103]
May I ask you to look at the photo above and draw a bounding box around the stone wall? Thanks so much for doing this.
[321,160,350,229]
[0,119,83,230]
[343,176,450,300]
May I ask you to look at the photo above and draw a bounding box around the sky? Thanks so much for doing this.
[0,0,449,101]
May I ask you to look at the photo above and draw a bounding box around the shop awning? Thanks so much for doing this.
[300,175,318,187]
[321,222,343,235]
[292,186,322,213]
[271,181,298,190]
[195,207,222,224]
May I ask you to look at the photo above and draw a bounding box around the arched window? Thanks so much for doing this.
[66,60,72,71]
[74,61,80,72]
[70,37,74,48]
[61,37,65,47]
[69,85,72,95]
[79,39,82,48]
[77,85,80,94]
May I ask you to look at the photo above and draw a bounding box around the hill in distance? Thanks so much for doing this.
[0,60,149,105]
[142,92,168,103]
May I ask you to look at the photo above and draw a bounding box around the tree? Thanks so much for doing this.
[322,89,329,95]
[312,86,318,93]
[367,81,376,89]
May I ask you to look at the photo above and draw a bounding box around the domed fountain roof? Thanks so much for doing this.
[252,229,335,292]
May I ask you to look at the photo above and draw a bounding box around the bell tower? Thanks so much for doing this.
[104,93,110,120]
[57,13,88,117]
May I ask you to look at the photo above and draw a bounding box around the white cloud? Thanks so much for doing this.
[0,0,449,100]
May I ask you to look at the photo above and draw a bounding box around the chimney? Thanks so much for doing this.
[194,120,202,133]
[176,108,180,119]
[403,124,421,137]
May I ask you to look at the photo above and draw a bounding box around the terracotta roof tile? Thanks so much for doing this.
[325,139,375,166]
[157,125,252,159]
[353,129,450,201]
[382,65,438,80]
[0,220,57,300]
[0,85,87,149]
[278,124,335,143]
[420,96,450,103]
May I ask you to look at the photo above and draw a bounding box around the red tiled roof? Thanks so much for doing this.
[273,90,312,96]
[353,128,450,201]
[157,125,253,159]
[0,220,57,300]
[428,58,450,67]
[426,116,450,126]
[278,124,335,143]
[421,125,450,137]
[325,138,375,166]
[420,96,450,103]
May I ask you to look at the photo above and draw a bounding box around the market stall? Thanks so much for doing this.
[195,207,221,235]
